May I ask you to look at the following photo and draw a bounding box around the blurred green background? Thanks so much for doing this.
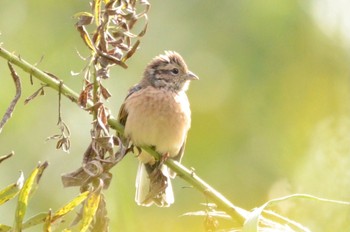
[1,0,350,231]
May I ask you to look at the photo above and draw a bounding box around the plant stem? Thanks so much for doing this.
[0,46,248,225]
[0,46,91,107]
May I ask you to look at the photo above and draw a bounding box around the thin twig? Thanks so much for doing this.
[0,47,88,107]
[0,62,22,133]
[0,151,14,164]
[58,81,63,123]
[142,143,249,225]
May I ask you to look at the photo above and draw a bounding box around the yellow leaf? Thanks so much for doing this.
[51,191,89,222]
[13,162,48,231]
[94,0,101,26]
[76,26,96,52]
[0,224,12,232]
[43,210,52,232]
[0,172,24,205]
[80,182,102,231]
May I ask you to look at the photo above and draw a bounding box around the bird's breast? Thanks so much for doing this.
[124,87,191,156]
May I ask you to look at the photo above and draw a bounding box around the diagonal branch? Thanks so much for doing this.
[0,46,248,225]
[0,47,87,107]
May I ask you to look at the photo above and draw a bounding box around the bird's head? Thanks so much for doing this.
[143,51,198,92]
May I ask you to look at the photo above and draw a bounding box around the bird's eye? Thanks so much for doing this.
[171,68,179,75]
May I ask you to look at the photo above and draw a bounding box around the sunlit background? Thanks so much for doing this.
[1,0,350,231]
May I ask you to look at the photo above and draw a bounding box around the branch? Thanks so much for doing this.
[0,47,86,106]
[167,159,249,222]
[0,46,248,225]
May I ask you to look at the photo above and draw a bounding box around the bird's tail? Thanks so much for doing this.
[135,161,174,207]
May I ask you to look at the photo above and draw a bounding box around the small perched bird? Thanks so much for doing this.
[118,51,198,207]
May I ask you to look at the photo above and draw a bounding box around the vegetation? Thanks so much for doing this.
[0,1,349,231]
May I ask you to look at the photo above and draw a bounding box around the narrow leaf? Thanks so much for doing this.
[80,182,102,231]
[100,84,112,100]
[137,19,148,37]
[22,212,48,230]
[74,12,94,27]
[13,162,48,231]
[24,86,45,105]
[0,224,11,232]
[0,172,24,205]
[76,26,96,52]
[74,11,94,19]
[51,191,89,222]
[122,40,140,62]
[93,0,101,26]
[43,209,52,232]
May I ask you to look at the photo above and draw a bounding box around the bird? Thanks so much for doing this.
[118,51,198,207]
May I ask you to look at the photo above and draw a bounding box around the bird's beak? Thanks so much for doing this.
[186,71,199,80]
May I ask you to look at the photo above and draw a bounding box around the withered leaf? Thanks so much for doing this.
[85,102,103,113]
[123,30,137,38]
[83,160,103,177]
[78,83,93,107]
[94,136,114,150]
[92,30,101,46]
[122,40,140,62]
[0,63,22,133]
[76,25,96,52]
[97,105,110,127]
[96,68,109,79]
[97,50,128,68]
[96,113,109,135]
[46,134,62,140]
[58,137,71,153]
[61,167,90,188]
[98,27,108,53]
[78,89,89,108]
[77,15,94,27]
[91,194,109,232]
[74,12,94,26]
[100,84,112,100]
[24,86,45,105]
[138,19,148,37]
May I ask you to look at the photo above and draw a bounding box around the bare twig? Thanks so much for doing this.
[0,151,14,164]
[0,47,84,106]
[0,62,22,133]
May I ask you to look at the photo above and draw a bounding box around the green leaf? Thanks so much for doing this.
[51,191,89,222]
[0,224,12,232]
[22,212,48,230]
[13,162,48,231]
[0,172,24,205]
[80,182,102,231]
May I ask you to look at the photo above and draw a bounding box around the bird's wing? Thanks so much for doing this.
[117,84,143,127]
